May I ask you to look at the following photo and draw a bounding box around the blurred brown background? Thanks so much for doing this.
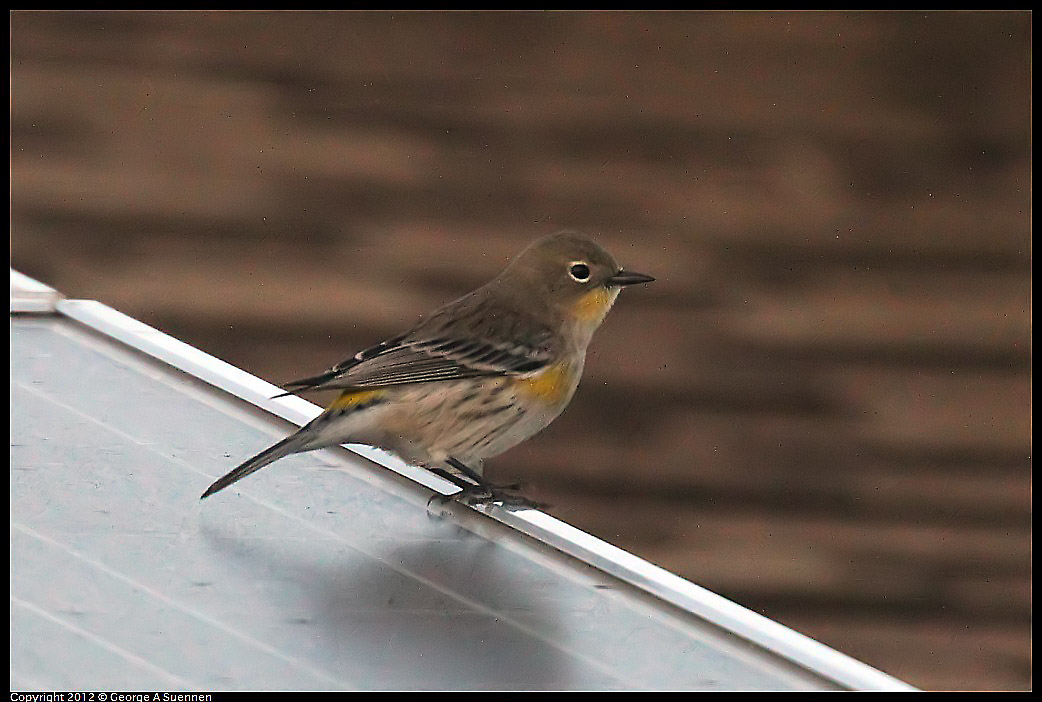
[10,11,1030,691]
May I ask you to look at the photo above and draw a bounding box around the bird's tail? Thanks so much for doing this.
[201,433,309,499]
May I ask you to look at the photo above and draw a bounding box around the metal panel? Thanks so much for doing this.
[10,272,915,691]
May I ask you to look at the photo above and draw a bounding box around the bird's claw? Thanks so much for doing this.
[464,487,548,510]
[427,482,548,511]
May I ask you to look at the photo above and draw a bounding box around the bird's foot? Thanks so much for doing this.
[459,481,548,510]
[428,481,548,511]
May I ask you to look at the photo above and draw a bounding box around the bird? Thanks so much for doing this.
[200,231,654,508]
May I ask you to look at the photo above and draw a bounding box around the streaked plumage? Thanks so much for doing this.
[201,231,653,507]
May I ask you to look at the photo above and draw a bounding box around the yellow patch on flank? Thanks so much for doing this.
[516,362,573,405]
[573,286,618,325]
[328,388,385,410]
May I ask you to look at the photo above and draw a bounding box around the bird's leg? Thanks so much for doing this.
[445,457,522,491]
[428,466,479,490]
[427,466,485,509]
[443,457,547,510]
[443,456,487,485]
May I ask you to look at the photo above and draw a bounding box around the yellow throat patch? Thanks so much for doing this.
[574,286,619,326]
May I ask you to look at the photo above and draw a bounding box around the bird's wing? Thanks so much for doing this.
[277,297,556,394]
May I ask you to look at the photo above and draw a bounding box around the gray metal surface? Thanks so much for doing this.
[10,275,914,691]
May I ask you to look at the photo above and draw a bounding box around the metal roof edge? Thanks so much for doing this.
[10,269,63,313]
[21,271,916,692]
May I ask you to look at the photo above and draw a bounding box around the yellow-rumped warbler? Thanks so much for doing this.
[201,231,654,508]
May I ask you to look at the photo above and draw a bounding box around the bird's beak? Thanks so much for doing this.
[607,270,655,287]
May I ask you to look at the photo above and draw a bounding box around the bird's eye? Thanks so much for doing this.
[569,262,591,282]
